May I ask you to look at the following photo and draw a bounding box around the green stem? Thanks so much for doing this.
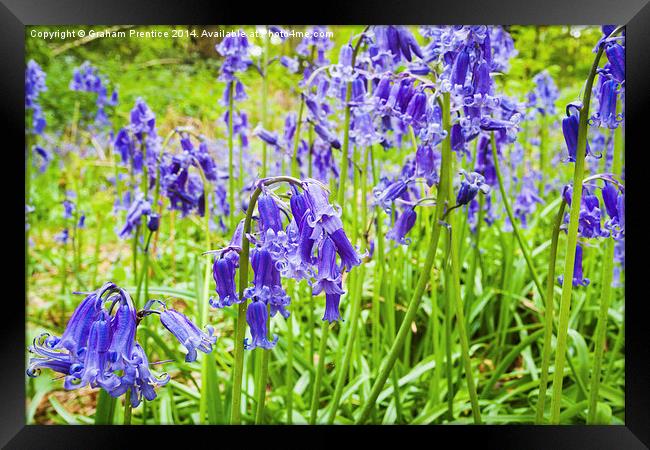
[448,215,482,424]
[254,344,271,424]
[261,28,270,178]
[586,238,614,424]
[230,176,304,424]
[291,97,305,178]
[335,27,367,206]
[490,132,545,300]
[228,83,236,230]
[95,389,116,425]
[327,268,364,424]
[548,27,622,422]
[356,92,452,424]
[309,321,330,424]
[535,200,567,423]
[123,391,132,425]
[337,87,352,206]
[587,95,623,424]
[286,290,294,424]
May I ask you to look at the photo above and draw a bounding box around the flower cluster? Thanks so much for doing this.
[210,178,362,350]
[69,61,118,127]
[26,282,215,407]
[527,70,559,118]
[216,31,252,105]
[559,175,625,286]
[114,98,161,177]
[25,60,47,135]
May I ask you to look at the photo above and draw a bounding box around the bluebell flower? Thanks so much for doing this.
[123,343,170,407]
[33,146,51,172]
[158,303,216,363]
[281,56,300,73]
[591,78,623,129]
[25,60,47,135]
[55,228,70,245]
[527,70,559,117]
[147,213,159,232]
[130,98,156,137]
[374,26,424,64]
[244,300,278,350]
[601,181,624,239]
[373,178,411,212]
[562,102,593,162]
[558,244,590,287]
[514,174,542,228]
[70,61,117,127]
[118,193,151,239]
[303,180,362,270]
[63,199,75,220]
[296,26,334,65]
[27,282,204,405]
[312,237,345,298]
[605,42,624,83]
[245,249,291,318]
[210,256,240,308]
[387,206,417,245]
[456,171,490,206]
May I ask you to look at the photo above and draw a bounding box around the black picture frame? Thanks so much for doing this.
[3,0,648,447]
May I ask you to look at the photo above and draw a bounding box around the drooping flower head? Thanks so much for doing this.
[27,282,214,406]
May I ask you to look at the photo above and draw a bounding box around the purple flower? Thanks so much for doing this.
[118,194,151,239]
[147,213,159,232]
[25,60,47,135]
[63,200,75,220]
[124,343,170,407]
[280,56,300,73]
[456,171,489,206]
[387,206,417,245]
[562,102,593,162]
[244,300,278,350]
[514,174,542,228]
[558,244,590,287]
[210,256,240,308]
[528,70,559,117]
[70,61,117,127]
[592,78,623,129]
[245,249,291,319]
[130,98,156,137]
[605,42,625,83]
[374,26,423,63]
[158,305,216,362]
[312,237,345,298]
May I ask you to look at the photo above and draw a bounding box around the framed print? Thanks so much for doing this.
[2,0,649,447]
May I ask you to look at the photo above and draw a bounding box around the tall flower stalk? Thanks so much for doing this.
[356,92,452,424]
[549,25,624,423]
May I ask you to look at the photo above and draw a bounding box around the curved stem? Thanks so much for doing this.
[490,132,545,301]
[230,176,304,424]
[535,199,567,423]
[549,27,622,423]
[549,29,625,422]
[355,92,452,424]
